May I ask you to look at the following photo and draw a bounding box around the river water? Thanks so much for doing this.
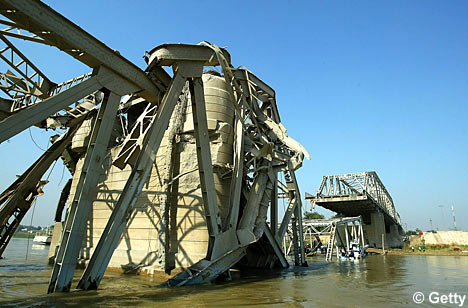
[1,238,467,307]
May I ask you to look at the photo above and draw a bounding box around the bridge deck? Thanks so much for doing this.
[312,196,400,228]
[313,194,375,217]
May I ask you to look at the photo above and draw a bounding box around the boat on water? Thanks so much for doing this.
[33,229,52,245]
[338,240,367,262]
[33,234,52,245]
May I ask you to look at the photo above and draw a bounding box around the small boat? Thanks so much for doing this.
[33,228,52,245]
[33,234,52,245]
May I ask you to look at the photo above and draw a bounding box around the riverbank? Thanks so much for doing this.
[12,232,34,239]
[387,246,468,257]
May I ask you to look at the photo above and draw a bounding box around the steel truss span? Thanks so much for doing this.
[0,0,310,293]
[309,171,401,226]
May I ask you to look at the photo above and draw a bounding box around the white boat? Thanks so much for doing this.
[33,234,52,245]
[33,228,52,245]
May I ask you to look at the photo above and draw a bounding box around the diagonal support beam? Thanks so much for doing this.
[294,198,307,266]
[0,75,99,143]
[164,246,247,287]
[0,127,77,257]
[225,103,244,231]
[76,69,187,291]
[237,166,269,232]
[236,164,271,248]
[0,66,119,144]
[277,162,302,241]
[263,223,288,268]
[48,90,124,293]
[0,34,53,97]
[270,171,278,236]
[278,198,296,242]
[189,75,221,259]
[0,0,168,102]
[291,212,300,265]
[0,19,51,45]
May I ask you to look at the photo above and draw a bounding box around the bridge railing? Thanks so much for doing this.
[315,171,401,225]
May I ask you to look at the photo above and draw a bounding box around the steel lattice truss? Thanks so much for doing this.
[0,0,310,294]
[283,216,365,261]
[315,172,401,225]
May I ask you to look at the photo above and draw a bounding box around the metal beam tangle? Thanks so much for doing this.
[0,0,311,291]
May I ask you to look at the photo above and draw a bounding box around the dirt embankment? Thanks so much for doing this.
[388,231,468,256]
[387,247,468,256]
[419,231,468,246]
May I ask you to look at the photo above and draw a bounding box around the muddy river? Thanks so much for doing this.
[1,238,467,307]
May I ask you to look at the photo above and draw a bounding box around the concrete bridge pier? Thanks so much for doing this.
[364,211,387,249]
[364,212,403,249]
[386,223,402,248]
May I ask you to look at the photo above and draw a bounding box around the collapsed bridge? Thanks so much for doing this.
[306,171,404,249]
[0,0,310,293]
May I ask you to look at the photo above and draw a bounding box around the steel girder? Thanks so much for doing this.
[0,0,310,293]
[0,126,80,257]
[309,171,401,226]
[0,0,169,103]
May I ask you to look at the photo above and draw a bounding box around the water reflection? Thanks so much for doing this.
[31,244,48,250]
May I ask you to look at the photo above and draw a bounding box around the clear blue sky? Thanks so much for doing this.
[0,0,467,232]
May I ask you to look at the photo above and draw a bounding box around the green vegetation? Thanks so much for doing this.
[423,244,468,250]
[303,211,325,220]
[399,243,468,256]
[330,213,344,219]
[16,224,43,232]
[12,232,33,239]
[11,224,54,238]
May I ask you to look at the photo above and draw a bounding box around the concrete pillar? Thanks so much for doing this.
[387,224,402,248]
[48,222,63,264]
[364,211,386,249]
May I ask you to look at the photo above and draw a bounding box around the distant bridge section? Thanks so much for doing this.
[306,171,403,248]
